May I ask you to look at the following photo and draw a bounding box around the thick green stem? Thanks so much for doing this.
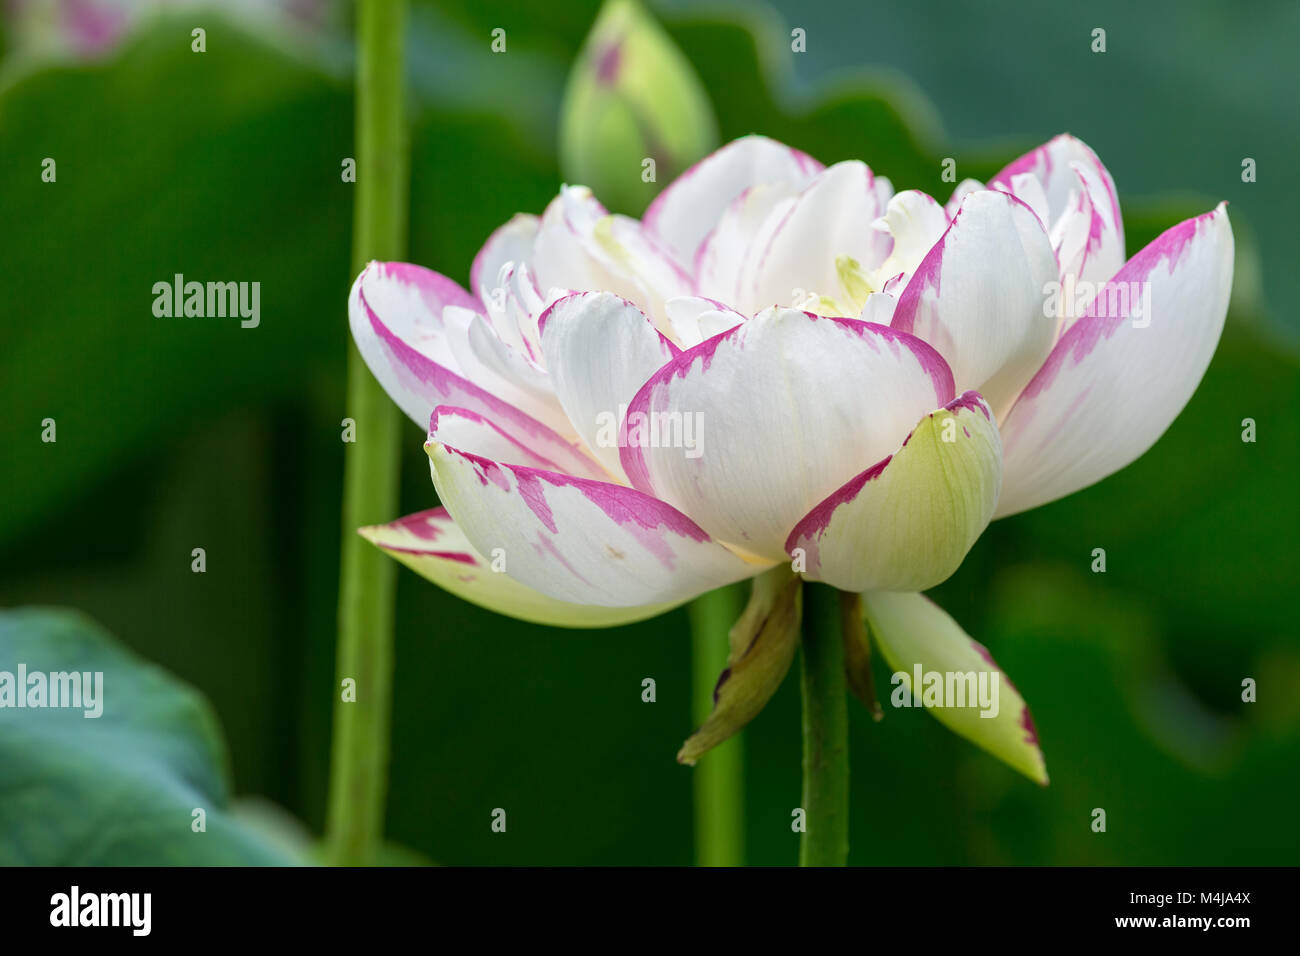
[799,582,850,866]
[324,0,409,867]
[688,585,746,866]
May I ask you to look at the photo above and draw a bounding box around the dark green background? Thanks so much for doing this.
[0,0,1295,864]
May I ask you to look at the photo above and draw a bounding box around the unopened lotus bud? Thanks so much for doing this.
[559,0,717,215]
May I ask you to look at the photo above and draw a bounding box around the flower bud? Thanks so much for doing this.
[559,0,717,215]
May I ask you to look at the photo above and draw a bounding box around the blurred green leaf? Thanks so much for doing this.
[0,607,300,864]
[0,14,353,545]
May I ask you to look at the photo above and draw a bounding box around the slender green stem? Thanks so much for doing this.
[324,0,409,867]
[688,584,745,866]
[799,582,850,866]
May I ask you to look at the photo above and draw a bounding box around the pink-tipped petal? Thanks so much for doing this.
[426,443,764,606]
[360,508,675,628]
[429,405,575,474]
[862,591,1049,785]
[1049,162,1127,319]
[349,262,603,480]
[643,134,824,272]
[892,189,1060,416]
[996,204,1234,517]
[989,133,1123,252]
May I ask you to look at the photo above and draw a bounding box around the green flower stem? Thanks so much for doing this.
[799,582,850,866]
[324,0,409,867]
[688,584,746,866]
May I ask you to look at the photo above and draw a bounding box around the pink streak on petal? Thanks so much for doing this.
[890,216,953,335]
[783,452,894,568]
[514,470,558,533]
[441,445,713,572]
[381,545,478,566]
[945,390,992,420]
[536,291,680,358]
[595,41,622,85]
[359,277,601,479]
[618,314,954,493]
[1021,705,1041,747]
[783,390,986,559]
[532,533,593,585]
[383,261,482,318]
[969,633,1040,747]
[429,405,569,475]
[1015,208,1215,404]
[392,509,447,541]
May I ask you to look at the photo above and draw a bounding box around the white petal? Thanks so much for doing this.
[349,261,604,480]
[944,178,984,219]
[872,189,949,287]
[1049,162,1127,325]
[663,296,746,348]
[737,161,891,316]
[996,172,1050,231]
[427,442,764,606]
[470,213,539,310]
[873,175,896,216]
[441,305,573,437]
[643,134,823,271]
[695,180,801,309]
[538,292,679,479]
[989,133,1123,248]
[891,189,1060,416]
[621,308,955,559]
[858,292,897,325]
[532,186,690,328]
[360,508,676,628]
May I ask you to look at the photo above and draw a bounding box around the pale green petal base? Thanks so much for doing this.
[793,394,1002,593]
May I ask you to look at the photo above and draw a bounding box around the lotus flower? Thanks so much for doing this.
[349,134,1233,780]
